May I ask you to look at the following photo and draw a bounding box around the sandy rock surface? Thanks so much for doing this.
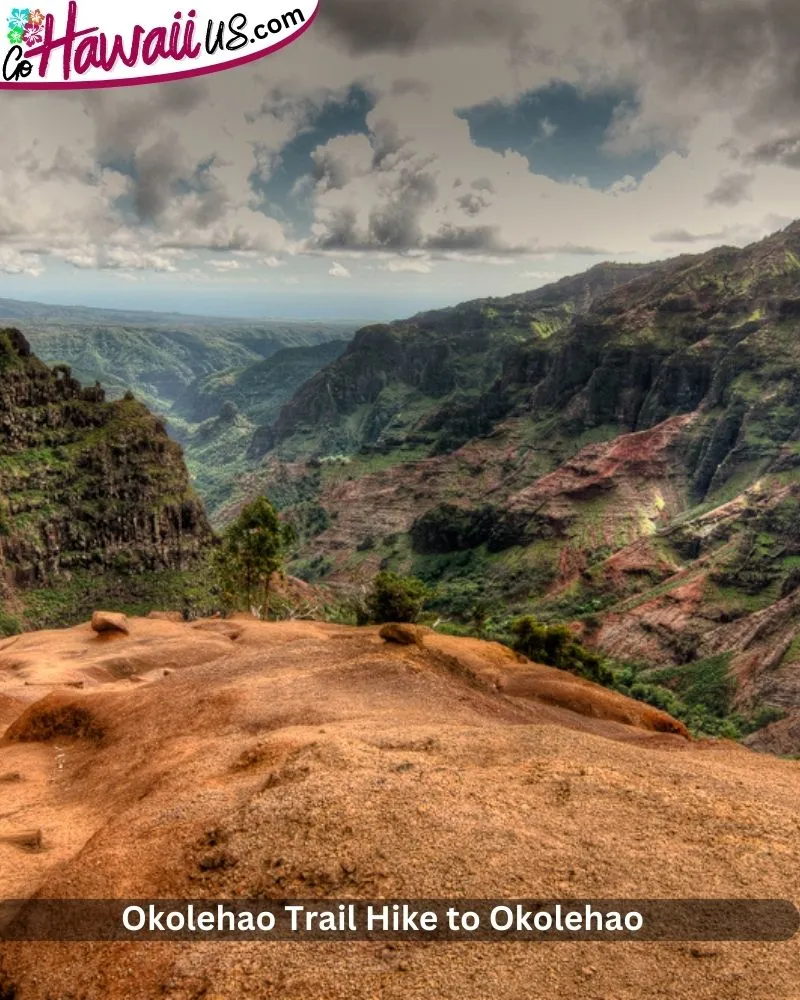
[0,616,797,999]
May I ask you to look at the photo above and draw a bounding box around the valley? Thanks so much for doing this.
[7,227,800,753]
[0,298,356,522]
[0,231,799,999]
[222,223,800,754]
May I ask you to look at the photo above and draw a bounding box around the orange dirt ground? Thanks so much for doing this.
[0,615,798,999]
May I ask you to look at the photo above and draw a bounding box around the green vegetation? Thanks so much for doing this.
[10,229,800,752]
[0,328,212,623]
[263,263,655,462]
[8,301,354,524]
[213,496,295,619]
[14,561,219,632]
[509,616,613,685]
[0,607,22,636]
[613,655,785,740]
[364,571,429,624]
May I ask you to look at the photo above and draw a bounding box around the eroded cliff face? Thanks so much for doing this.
[251,262,661,460]
[0,328,211,592]
[229,223,800,752]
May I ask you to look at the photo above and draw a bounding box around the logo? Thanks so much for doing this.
[1,1,319,89]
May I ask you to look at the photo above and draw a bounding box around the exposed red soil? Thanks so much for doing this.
[0,616,798,998]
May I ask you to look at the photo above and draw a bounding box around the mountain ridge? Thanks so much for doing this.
[0,327,212,631]
[235,222,800,752]
[253,261,661,460]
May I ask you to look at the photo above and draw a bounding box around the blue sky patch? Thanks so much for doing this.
[459,83,661,190]
[259,84,374,233]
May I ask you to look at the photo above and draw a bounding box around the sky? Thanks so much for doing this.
[4,0,800,320]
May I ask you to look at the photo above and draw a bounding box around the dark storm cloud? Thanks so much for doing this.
[83,82,228,228]
[319,0,535,55]
[620,0,765,89]
[425,224,512,251]
[370,118,411,169]
[314,206,360,249]
[86,82,207,162]
[130,138,230,229]
[132,134,186,220]
[389,79,431,97]
[705,172,753,207]
[748,134,800,168]
[456,191,490,216]
[619,0,800,135]
[368,171,438,247]
[650,227,726,244]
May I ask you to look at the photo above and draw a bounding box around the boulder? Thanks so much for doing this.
[379,623,425,646]
[91,611,130,636]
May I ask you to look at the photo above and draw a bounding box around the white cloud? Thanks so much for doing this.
[3,0,800,285]
[209,259,244,272]
[382,256,434,273]
[0,248,43,276]
[540,117,558,139]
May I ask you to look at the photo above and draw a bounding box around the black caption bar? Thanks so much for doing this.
[0,899,797,942]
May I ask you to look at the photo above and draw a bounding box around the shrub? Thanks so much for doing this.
[0,610,22,637]
[292,554,333,583]
[410,503,494,554]
[365,571,429,624]
[510,615,613,685]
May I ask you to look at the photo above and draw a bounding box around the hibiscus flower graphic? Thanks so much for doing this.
[6,25,23,44]
[6,8,30,32]
[23,20,41,45]
[27,7,44,25]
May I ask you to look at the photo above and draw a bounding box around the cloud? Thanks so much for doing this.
[6,0,800,287]
[520,269,557,281]
[329,260,352,278]
[705,172,753,207]
[299,76,800,264]
[615,0,800,143]
[747,135,800,169]
[0,72,330,276]
[648,224,758,246]
[319,0,536,55]
[456,191,492,216]
[55,247,181,271]
[650,228,723,245]
[0,248,43,276]
[382,256,434,273]
[540,117,558,138]
[209,259,243,272]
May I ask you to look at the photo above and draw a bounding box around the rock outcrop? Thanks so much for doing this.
[0,328,212,605]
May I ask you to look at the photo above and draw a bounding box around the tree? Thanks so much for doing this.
[365,571,429,624]
[214,496,295,619]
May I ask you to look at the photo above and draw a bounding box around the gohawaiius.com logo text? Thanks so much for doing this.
[1,0,319,89]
